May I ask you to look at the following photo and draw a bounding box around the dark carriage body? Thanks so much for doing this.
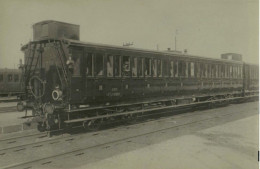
[0,68,23,96]
[243,63,258,91]
[66,40,247,105]
[19,20,258,131]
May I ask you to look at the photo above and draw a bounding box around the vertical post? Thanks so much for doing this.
[175,29,178,51]
[175,36,176,51]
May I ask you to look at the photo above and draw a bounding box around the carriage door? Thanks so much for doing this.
[70,48,85,104]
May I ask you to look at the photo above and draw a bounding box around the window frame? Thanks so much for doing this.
[106,54,114,77]
[114,55,121,77]
[144,58,152,77]
[122,55,131,77]
[94,53,104,77]
[132,57,138,77]
[85,53,94,77]
[152,58,157,77]
[157,59,162,77]
[138,57,144,78]
[8,74,13,82]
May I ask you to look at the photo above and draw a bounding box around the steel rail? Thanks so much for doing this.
[2,106,253,169]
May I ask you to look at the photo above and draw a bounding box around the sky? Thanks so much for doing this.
[0,0,258,68]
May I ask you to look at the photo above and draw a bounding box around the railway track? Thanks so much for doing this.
[0,107,207,152]
[0,95,256,147]
[0,106,17,113]
[0,97,20,103]
[1,102,256,169]
[0,96,256,152]
[0,100,230,151]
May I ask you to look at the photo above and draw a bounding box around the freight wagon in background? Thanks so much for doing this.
[18,20,259,132]
[0,68,23,97]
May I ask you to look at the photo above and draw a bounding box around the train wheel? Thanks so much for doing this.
[37,122,46,132]
[127,114,138,124]
[208,102,215,109]
[83,119,102,131]
[64,124,73,133]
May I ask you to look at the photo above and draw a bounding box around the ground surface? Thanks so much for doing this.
[72,102,258,169]
[0,101,258,169]
[0,102,32,126]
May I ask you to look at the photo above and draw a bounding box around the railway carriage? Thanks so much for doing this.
[18,20,258,131]
[62,40,246,105]
[0,68,23,97]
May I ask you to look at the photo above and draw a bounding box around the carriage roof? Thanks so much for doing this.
[22,38,253,66]
[66,39,244,65]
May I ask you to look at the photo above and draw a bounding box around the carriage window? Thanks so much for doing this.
[216,65,219,78]
[188,62,191,77]
[86,53,93,76]
[182,61,186,77]
[238,66,242,78]
[107,55,113,77]
[14,74,19,82]
[122,56,130,77]
[71,49,82,76]
[196,63,200,78]
[204,64,208,77]
[241,66,243,78]
[253,68,255,79]
[216,65,218,78]
[185,62,189,77]
[226,65,228,78]
[132,57,137,77]
[229,66,232,78]
[0,74,3,82]
[95,54,104,76]
[114,55,121,77]
[170,61,174,77]
[234,66,236,78]
[236,66,239,78]
[218,65,221,78]
[8,74,12,82]
[163,60,168,77]
[138,58,144,77]
[190,62,194,77]
[158,59,162,77]
[252,68,254,79]
[219,65,222,78]
[178,61,183,77]
[212,65,215,78]
[174,61,178,77]
[225,65,228,78]
[221,65,225,78]
[208,64,211,78]
[238,66,241,78]
[226,65,229,78]
[233,66,236,78]
[152,59,157,77]
[204,64,207,77]
[145,58,151,77]
[200,63,204,77]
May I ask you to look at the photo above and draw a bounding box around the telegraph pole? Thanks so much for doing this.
[175,29,178,51]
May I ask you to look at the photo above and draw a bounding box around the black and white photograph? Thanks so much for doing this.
[0,0,258,168]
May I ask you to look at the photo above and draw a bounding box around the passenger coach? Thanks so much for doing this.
[19,20,258,131]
